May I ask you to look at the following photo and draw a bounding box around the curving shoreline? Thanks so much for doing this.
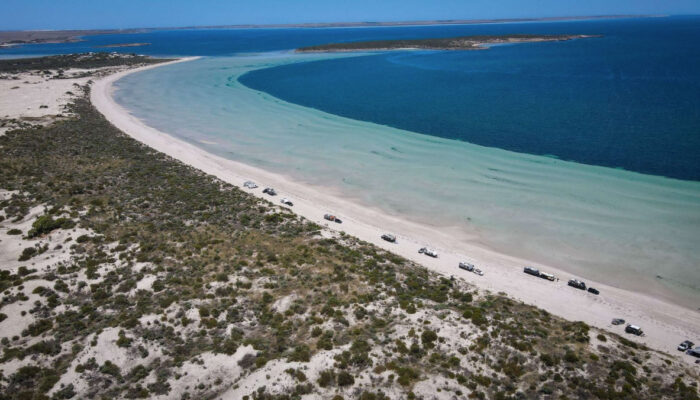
[91,57,700,362]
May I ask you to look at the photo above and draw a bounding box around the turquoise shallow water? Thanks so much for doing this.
[113,55,700,308]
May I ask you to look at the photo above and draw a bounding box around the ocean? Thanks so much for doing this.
[5,16,700,307]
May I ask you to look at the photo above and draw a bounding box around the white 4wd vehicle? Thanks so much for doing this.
[418,247,438,258]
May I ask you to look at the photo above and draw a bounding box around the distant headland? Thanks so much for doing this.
[0,14,656,48]
[0,29,151,48]
[296,34,600,52]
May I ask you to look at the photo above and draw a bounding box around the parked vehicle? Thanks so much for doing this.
[523,266,540,277]
[324,214,342,224]
[381,234,396,243]
[686,347,700,358]
[459,262,475,272]
[611,318,625,325]
[473,268,484,276]
[568,279,586,290]
[539,272,555,281]
[280,198,293,206]
[678,340,695,352]
[418,247,438,258]
[262,187,277,196]
[587,287,600,295]
[625,324,644,336]
[243,181,258,189]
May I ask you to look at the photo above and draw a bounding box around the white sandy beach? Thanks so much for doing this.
[91,58,700,363]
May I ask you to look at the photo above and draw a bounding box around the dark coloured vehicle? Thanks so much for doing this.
[568,279,586,290]
[381,234,396,243]
[587,287,600,295]
[523,266,540,277]
[323,214,342,224]
[678,340,695,352]
[262,187,277,196]
[625,324,644,336]
[611,318,625,325]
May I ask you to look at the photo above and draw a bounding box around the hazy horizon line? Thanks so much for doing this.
[0,13,673,33]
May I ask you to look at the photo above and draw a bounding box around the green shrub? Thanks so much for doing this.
[337,371,355,386]
[76,234,91,243]
[18,246,37,261]
[127,365,150,382]
[22,319,52,337]
[26,340,61,356]
[99,360,122,378]
[17,266,35,276]
[564,350,579,363]
[540,353,559,367]
[27,215,75,238]
[611,360,637,376]
[117,331,133,348]
[421,329,438,348]
[152,280,165,292]
[358,392,389,400]
[387,363,420,386]
[618,337,640,349]
[53,280,69,292]
[54,384,76,399]
[317,369,335,387]
[289,345,311,362]
[462,306,487,326]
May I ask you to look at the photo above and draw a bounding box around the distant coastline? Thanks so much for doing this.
[0,29,151,47]
[173,14,661,29]
[296,34,599,52]
[0,14,656,47]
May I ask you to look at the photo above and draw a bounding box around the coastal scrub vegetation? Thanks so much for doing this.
[0,52,170,74]
[0,55,697,399]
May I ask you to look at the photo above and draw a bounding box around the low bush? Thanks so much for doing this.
[27,215,75,238]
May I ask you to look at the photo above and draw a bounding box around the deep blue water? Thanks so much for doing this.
[239,16,700,181]
[4,16,699,180]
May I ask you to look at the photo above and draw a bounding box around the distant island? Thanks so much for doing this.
[296,34,599,52]
[95,42,151,48]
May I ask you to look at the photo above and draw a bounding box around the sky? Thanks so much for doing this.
[2,0,700,31]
